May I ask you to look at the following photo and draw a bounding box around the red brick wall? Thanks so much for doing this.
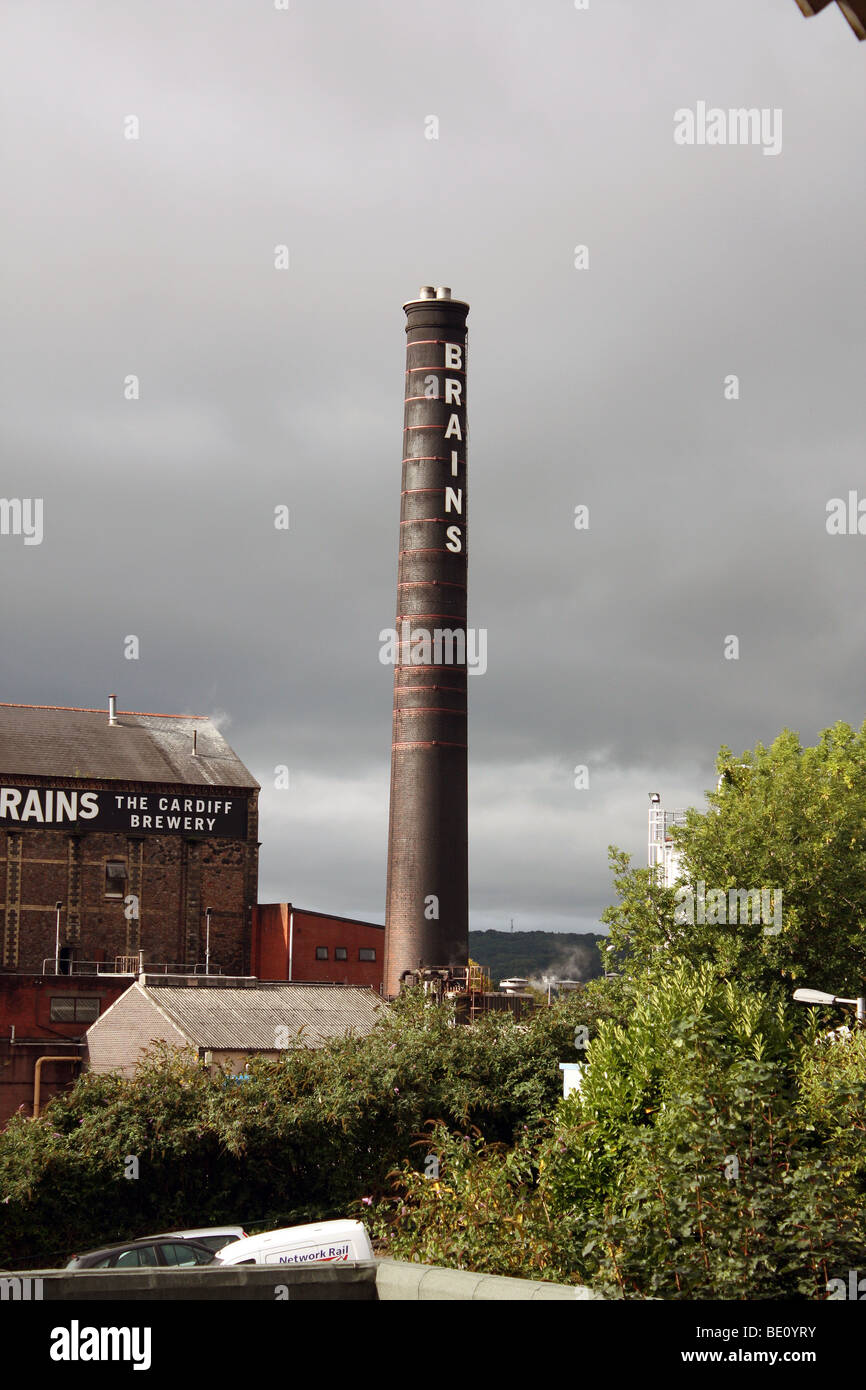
[0,779,258,975]
[251,903,290,979]
[0,974,129,1125]
[252,905,384,990]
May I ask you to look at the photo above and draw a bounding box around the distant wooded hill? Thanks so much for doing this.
[468,930,605,985]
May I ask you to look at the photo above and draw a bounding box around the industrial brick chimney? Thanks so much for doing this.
[383,287,470,998]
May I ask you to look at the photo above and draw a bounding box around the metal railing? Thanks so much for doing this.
[141,962,222,976]
[40,959,222,978]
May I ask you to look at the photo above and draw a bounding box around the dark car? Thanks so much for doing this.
[65,1237,216,1270]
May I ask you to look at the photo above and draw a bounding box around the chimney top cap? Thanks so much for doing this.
[403,287,469,313]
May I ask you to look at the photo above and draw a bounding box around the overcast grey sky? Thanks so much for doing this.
[1,0,863,932]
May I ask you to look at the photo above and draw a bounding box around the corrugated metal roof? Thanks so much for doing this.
[145,983,386,1048]
[0,704,258,788]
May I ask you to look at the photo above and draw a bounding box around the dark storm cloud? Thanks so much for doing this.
[1,0,863,928]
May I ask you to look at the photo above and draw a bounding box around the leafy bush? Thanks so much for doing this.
[0,988,598,1269]
[798,1023,866,1193]
[542,965,865,1298]
[367,968,866,1297]
[364,1121,569,1278]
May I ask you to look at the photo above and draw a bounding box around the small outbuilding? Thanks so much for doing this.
[84,975,386,1077]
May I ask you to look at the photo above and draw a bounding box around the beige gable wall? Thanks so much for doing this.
[209,1049,280,1075]
[85,984,191,1076]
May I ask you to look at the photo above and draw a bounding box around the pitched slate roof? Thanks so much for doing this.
[0,703,258,789]
[144,982,386,1049]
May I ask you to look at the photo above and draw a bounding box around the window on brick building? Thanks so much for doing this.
[358,948,376,962]
[334,947,347,961]
[50,997,100,1023]
[104,860,127,898]
[315,947,328,960]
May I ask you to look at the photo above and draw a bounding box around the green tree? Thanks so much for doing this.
[798,1023,866,1196]
[542,965,864,1298]
[600,722,866,1001]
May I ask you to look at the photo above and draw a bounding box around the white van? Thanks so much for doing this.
[215,1220,373,1267]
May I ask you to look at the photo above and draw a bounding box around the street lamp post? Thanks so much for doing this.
[205,907,212,976]
[793,987,866,1028]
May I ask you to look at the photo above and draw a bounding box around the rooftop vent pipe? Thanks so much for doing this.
[108,694,117,726]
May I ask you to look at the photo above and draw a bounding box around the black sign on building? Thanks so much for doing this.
[0,784,249,837]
